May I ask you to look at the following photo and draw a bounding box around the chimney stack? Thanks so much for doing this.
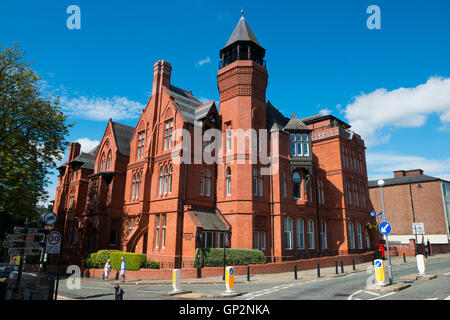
[152,60,172,95]
[393,169,424,178]
[68,142,81,162]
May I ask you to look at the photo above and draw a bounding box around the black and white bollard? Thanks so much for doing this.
[317,263,320,278]
[294,264,298,280]
[335,261,338,275]
[403,253,406,263]
[340,261,344,273]
[352,259,355,271]
[247,265,250,282]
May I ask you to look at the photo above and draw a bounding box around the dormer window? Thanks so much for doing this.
[290,134,309,156]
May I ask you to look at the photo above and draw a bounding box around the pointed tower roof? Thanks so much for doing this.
[284,113,311,131]
[224,16,261,48]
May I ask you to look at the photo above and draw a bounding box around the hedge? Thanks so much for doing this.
[85,250,159,270]
[193,248,267,267]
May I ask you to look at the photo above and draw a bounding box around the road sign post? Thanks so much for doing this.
[171,269,181,293]
[416,254,426,275]
[378,180,393,285]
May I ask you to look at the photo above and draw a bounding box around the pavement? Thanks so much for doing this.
[75,252,450,287]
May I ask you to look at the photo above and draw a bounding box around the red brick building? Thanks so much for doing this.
[54,16,377,267]
[369,169,450,255]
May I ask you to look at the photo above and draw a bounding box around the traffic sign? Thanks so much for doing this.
[14,227,50,235]
[225,266,235,293]
[379,221,392,235]
[412,223,425,235]
[374,259,385,285]
[45,230,62,254]
[8,248,42,256]
[3,241,45,249]
[7,234,45,242]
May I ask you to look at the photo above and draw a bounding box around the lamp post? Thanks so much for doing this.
[378,179,393,285]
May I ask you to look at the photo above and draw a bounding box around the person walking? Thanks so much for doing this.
[104,259,111,280]
[120,257,127,282]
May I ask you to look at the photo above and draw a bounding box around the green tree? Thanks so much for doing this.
[0,43,73,257]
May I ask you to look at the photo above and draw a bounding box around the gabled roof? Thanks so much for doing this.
[284,113,311,131]
[224,16,261,48]
[188,208,228,232]
[111,121,134,156]
[167,85,210,124]
[195,101,216,121]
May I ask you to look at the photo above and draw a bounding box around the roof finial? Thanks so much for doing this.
[241,9,244,17]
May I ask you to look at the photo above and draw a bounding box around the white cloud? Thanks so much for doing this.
[76,137,100,153]
[319,108,331,115]
[60,95,144,121]
[366,152,450,181]
[198,96,211,104]
[196,56,211,67]
[343,76,450,146]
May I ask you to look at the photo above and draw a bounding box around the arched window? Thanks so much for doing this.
[320,221,327,249]
[200,168,205,196]
[354,184,359,207]
[348,221,355,249]
[135,172,141,200]
[347,182,352,205]
[296,218,305,249]
[293,172,301,199]
[284,217,293,250]
[226,167,231,196]
[317,179,325,205]
[253,167,258,196]
[132,173,136,200]
[356,222,363,249]
[100,153,106,171]
[282,171,287,198]
[307,219,315,249]
[164,166,168,194]
[159,167,164,195]
[168,165,172,194]
[205,169,211,196]
[137,131,145,158]
[361,185,366,208]
[106,151,112,170]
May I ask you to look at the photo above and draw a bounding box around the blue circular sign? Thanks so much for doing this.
[229,267,234,275]
[374,260,382,268]
[379,221,391,235]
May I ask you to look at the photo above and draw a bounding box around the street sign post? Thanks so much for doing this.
[3,241,45,249]
[14,227,50,235]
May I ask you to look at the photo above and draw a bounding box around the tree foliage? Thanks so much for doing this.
[0,43,73,251]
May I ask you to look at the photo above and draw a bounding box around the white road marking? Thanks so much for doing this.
[425,298,439,300]
[347,290,363,300]
[364,291,380,296]
[369,292,395,300]
[444,296,450,300]
[443,272,450,276]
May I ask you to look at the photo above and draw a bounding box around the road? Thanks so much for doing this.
[57,255,450,301]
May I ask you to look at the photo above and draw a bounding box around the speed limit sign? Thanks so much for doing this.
[45,230,62,254]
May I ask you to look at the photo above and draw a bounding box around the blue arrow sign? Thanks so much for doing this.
[229,268,234,275]
[374,260,382,268]
[379,221,391,235]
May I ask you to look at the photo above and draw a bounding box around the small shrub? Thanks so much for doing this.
[109,252,147,271]
[193,248,266,268]
[142,260,160,269]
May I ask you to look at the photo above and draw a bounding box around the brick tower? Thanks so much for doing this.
[216,15,271,250]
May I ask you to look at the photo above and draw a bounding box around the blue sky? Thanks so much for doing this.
[1,0,449,203]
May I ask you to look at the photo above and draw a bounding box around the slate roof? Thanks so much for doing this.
[265,101,289,130]
[224,16,261,48]
[69,144,100,170]
[188,209,228,232]
[368,174,442,188]
[167,85,213,124]
[111,121,134,156]
[284,113,311,131]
